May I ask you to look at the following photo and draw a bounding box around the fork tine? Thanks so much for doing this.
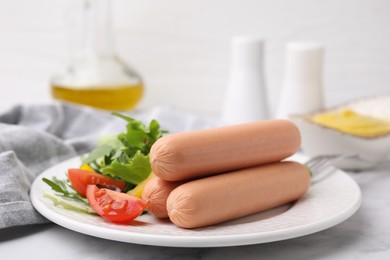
[306,154,341,167]
[311,165,337,183]
[310,160,330,173]
[306,153,356,183]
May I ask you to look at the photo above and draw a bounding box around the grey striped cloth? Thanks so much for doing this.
[0,102,220,229]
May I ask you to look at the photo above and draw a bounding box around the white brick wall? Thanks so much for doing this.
[0,0,389,116]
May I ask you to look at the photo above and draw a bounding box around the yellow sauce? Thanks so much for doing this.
[51,83,143,111]
[311,109,390,137]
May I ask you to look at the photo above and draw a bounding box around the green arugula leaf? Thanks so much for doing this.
[43,191,96,215]
[42,177,66,194]
[111,112,136,124]
[42,177,88,204]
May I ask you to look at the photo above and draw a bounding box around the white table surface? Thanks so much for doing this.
[1,160,389,259]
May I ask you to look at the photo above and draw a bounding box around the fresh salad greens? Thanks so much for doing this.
[43,112,167,215]
[82,112,166,188]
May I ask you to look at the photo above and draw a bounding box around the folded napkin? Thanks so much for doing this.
[0,102,220,229]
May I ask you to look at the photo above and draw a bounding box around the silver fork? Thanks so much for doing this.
[305,154,356,184]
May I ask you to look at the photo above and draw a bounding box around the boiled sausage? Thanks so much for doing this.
[167,161,310,229]
[150,120,301,181]
[142,177,183,218]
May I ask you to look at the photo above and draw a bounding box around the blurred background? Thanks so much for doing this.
[0,0,389,116]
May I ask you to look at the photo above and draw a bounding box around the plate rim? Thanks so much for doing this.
[30,156,362,247]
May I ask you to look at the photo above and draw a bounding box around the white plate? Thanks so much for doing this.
[30,156,362,248]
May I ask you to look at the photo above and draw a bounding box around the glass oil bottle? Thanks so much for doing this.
[51,0,143,110]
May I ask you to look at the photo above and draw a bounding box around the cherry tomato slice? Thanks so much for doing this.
[86,185,148,223]
[68,168,127,197]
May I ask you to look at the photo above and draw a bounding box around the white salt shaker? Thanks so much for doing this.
[222,36,268,125]
[276,42,324,119]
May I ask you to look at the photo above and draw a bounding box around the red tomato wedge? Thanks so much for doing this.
[68,168,127,197]
[86,185,148,223]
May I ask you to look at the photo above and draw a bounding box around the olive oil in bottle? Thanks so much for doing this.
[51,83,143,111]
[51,0,143,111]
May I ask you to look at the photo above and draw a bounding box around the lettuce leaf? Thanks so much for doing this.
[101,151,151,185]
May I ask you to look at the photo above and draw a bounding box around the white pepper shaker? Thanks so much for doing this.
[222,36,268,125]
[276,42,324,119]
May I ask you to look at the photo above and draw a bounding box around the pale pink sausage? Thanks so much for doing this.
[167,161,310,229]
[142,177,183,218]
[150,120,301,181]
